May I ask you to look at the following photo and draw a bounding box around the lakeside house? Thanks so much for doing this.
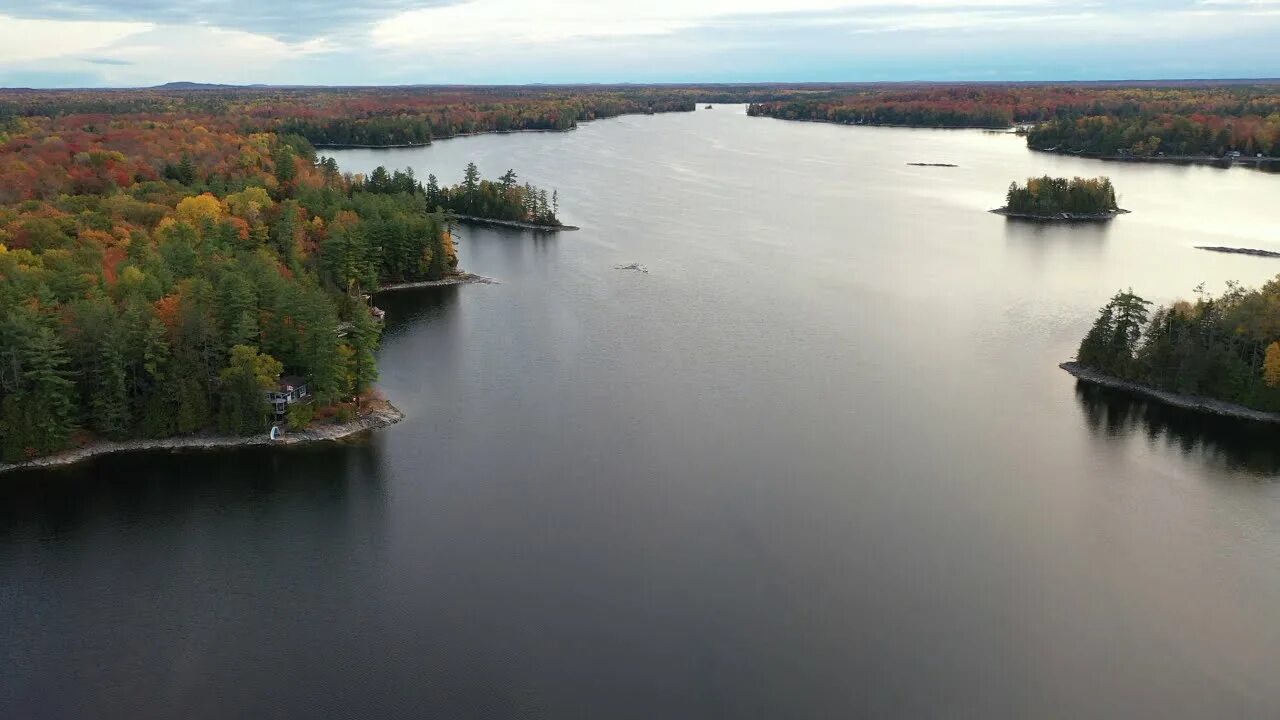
[266,376,310,421]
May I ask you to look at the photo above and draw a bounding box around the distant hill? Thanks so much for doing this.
[153,81,271,89]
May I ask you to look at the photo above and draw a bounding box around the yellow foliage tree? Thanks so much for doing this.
[1265,342,1280,387]
[225,187,273,223]
[175,193,225,227]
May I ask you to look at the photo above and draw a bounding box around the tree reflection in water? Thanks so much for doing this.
[1075,381,1280,477]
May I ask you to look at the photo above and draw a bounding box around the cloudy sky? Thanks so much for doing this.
[0,0,1277,87]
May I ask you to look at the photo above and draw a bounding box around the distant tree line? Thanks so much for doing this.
[746,85,1280,159]
[1026,114,1278,157]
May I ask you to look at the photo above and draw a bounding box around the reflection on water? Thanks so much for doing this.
[0,441,388,541]
[1003,215,1111,253]
[375,283,460,336]
[1075,381,1280,477]
[7,107,1280,718]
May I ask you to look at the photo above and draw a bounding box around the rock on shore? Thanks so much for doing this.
[377,273,497,292]
[1060,362,1280,424]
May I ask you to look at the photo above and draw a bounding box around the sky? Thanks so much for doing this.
[0,0,1277,87]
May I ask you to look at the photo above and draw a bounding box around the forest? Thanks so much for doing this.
[1002,176,1119,216]
[0,108,459,462]
[1076,280,1280,412]
[746,84,1280,158]
[5,85,789,461]
[0,86,705,148]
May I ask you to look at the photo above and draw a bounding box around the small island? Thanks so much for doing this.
[992,175,1126,220]
[1196,246,1280,259]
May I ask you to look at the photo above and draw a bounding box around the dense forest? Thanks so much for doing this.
[0,110,458,462]
[1002,176,1119,216]
[0,86,707,149]
[7,85,825,461]
[1076,280,1280,412]
[747,85,1280,158]
[352,163,561,226]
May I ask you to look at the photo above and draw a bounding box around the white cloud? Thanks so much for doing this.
[368,0,1042,48]
[0,15,152,62]
[2,0,1279,85]
[97,26,340,85]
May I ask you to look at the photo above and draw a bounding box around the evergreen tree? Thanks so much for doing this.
[345,305,381,409]
[1,324,77,461]
[91,331,130,439]
[217,345,282,435]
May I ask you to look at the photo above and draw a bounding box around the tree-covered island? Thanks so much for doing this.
[994,176,1123,220]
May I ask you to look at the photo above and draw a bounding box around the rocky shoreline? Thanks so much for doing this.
[0,403,406,476]
[1030,146,1279,167]
[377,272,498,292]
[992,207,1129,221]
[1060,362,1280,424]
[3,269,500,476]
[450,215,580,232]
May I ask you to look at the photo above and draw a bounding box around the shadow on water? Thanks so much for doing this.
[1074,381,1280,477]
[375,283,460,336]
[0,440,388,541]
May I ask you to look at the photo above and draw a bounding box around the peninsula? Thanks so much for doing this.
[0,401,405,475]
[1065,282,1280,422]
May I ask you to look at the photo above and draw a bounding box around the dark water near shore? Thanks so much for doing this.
[5,106,1280,718]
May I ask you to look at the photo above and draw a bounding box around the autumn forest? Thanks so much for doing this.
[3,82,1280,463]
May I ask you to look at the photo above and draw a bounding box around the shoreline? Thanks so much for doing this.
[313,127,577,149]
[0,402,406,476]
[377,272,498,292]
[310,107,694,151]
[748,115,1012,131]
[5,270,499,476]
[991,207,1129,221]
[1030,146,1279,167]
[450,215,580,231]
[1196,245,1280,258]
[1060,362,1280,424]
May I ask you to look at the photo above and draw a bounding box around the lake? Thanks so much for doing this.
[4,105,1280,718]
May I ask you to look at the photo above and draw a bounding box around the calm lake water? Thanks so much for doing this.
[5,106,1280,718]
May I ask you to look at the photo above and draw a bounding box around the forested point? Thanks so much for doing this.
[1076,280,1280,412]
[0,110,466,462]
[1001,176,1119,216]
[746,85,1280,158]
[352,163,562,227]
